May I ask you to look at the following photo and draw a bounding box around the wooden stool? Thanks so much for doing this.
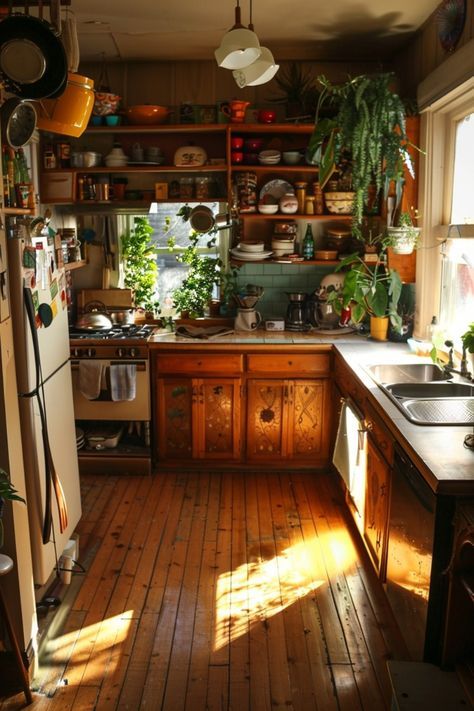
[0,554,33,705]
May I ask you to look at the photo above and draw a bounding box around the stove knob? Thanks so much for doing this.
[87,348,96,357]
[129,347,137,358]
[116,347,124,357]
[72,348,82,357]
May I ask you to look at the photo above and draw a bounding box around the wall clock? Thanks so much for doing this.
[437,0,467,53]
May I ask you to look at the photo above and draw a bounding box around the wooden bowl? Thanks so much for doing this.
[124,105,170,125]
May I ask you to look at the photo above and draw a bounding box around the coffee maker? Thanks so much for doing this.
[285,292,309,331]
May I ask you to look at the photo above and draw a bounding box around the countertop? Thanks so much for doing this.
[148,328,474,495]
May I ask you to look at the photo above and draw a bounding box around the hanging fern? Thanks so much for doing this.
[309,73,420,238]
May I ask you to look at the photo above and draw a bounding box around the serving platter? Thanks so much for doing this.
[259,179,294,202]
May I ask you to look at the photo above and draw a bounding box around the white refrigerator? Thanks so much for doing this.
[7,232,81,589]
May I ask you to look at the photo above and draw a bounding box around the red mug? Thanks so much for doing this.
[231,136,244,149]
[255,109,276,123]
[231,151,244,164]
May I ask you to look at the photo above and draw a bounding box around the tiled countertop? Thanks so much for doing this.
[148,328,474,495]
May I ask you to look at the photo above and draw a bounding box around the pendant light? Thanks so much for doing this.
[233,47,279,87]
[214,1,261,70]
[230,0,279,87]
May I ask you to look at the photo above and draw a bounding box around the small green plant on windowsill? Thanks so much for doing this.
[121,216,160,316]
[0,469,25,548]
[167,227,222,318]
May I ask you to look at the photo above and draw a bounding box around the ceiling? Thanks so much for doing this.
[71,0,441,63]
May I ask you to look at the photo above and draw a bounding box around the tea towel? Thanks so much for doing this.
[110,363,137,401]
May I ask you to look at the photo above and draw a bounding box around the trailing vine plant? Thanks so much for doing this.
[308,72,419,238]
[121,216,160,315]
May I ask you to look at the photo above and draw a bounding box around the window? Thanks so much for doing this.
[121,202,227,316]
[438,112,474,346]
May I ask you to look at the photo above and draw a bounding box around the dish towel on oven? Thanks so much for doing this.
[110,363,137,401]
[78,361,105,400]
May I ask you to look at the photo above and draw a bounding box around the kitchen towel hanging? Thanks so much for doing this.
[78,360,106,400]
[110,363,137,401]
[332,397,366,491]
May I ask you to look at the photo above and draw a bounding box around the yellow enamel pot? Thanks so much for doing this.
[36,73,94,137]
[370,316,389,341]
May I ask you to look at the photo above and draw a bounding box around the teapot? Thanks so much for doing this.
[234,307,262,331]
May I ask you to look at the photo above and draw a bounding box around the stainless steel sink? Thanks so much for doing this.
[366,362,473,425]
[386,382,474,399]
[366,363,451,384]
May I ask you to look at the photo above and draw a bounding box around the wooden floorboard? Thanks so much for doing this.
[1,470,408,711]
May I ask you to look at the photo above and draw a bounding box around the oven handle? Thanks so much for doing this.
[70,360,147,372]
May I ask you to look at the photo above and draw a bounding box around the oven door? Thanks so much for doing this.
[71,358,150,420]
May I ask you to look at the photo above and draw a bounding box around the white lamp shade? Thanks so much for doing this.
[214,28,261,69]
[232,47,279,87]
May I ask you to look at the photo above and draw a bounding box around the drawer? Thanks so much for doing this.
[364,402,394,464]
[334,357,365,405]
[155,353,243,375]
[247,353,330,375]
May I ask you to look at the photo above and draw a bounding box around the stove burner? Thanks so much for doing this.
[69,324,154,341]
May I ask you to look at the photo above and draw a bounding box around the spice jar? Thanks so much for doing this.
[279,192,298,214]
[313,182,324,214]
[179,177,194,199]
[195,176,211,200]
[294,181,307,214]
[304,196,315,215]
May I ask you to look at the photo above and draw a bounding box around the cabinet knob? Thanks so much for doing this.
[364,419,373,432]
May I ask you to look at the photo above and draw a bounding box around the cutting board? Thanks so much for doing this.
[77,288,134,311]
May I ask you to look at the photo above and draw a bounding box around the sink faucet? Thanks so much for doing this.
[444,340,472,379]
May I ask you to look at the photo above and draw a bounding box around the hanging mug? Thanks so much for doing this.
[216,100,231,124]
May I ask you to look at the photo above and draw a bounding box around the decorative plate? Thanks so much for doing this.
[259,179,294,202]
[437,0,466,53]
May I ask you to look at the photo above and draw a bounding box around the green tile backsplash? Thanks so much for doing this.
[236,263,337,319]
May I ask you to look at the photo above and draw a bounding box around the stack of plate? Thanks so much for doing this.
[230,241,273,261]
[76,426,85,451]
[258,150,281,165]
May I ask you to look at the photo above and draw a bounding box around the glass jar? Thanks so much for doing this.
[294,181,307,214]
[195,176,211,200]
[179,177,194,199]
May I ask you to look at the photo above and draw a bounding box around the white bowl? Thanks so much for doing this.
[258,203,279,214]
[238,241,265,253]
[282,151,302,165]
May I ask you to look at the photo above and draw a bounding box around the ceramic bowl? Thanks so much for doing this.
[324,191,355,214]
[238,241,266,252]
[282,151,302,165]
[314,250,338,260]
[258,203,279,214]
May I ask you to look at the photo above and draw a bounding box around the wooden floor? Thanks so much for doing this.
[1,470,408,711]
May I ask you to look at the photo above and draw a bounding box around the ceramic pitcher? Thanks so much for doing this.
[230,100,250,123]
[234,307,262,331]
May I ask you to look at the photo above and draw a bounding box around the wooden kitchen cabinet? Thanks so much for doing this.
[246,377,330,463]
[364,435,391,575]
[154,352,243,462]
[156,376,241,461]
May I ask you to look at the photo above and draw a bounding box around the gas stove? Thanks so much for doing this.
[69,324,154,359]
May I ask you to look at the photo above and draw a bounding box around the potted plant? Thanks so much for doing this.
[461,323,474,374]
[0,469,25,548]
[168,226,221,318]
[271,62,319,118]
[385,208,422,255]
[121,216,160,316]
[308,73,419,238]
[327,252,403,341]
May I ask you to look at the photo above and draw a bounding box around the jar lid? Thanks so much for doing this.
[327,227,351,237]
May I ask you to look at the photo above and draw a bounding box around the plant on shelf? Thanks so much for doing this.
[270,62,319,118]
[385,208,422,255]
[121,216,160,315]
[0,468,25,548]
[307,73,420,239]
[327,252,403,340]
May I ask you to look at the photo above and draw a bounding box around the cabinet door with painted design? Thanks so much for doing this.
[199,378,241,459]
[246,379,287,460]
